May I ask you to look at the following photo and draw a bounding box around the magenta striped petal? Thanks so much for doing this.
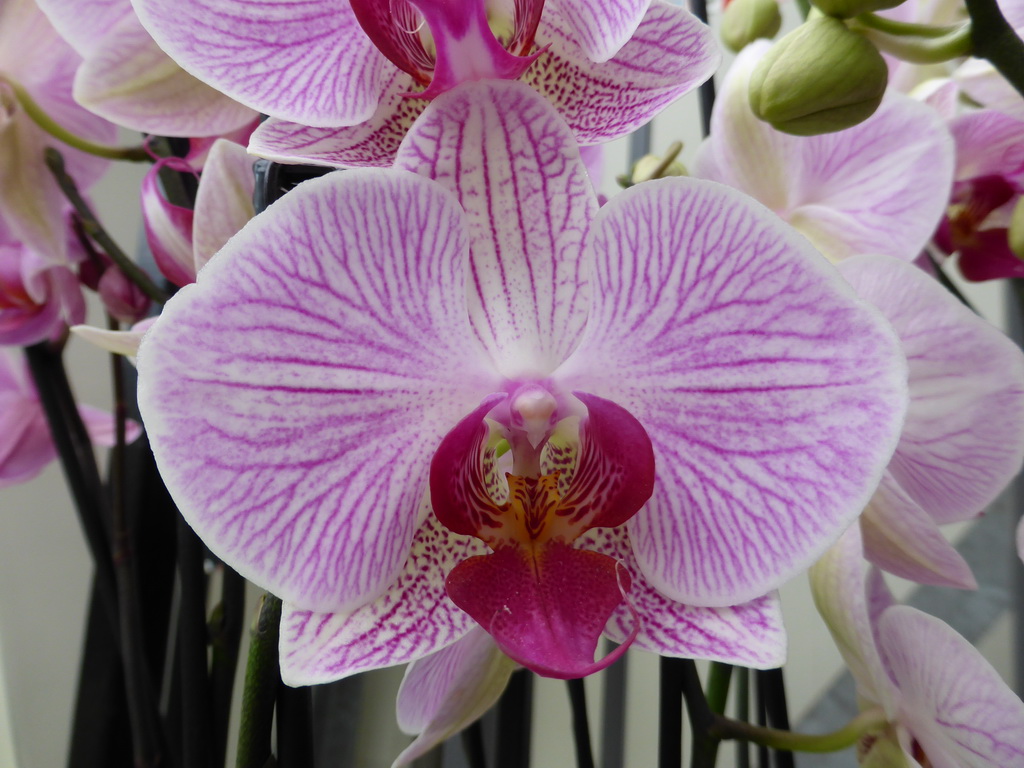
[550,0,649,62]
[278,514,488,685]
[527,1,718,145]
[396,81,597,377]
[879,607,1024,768]
[192,139,254,271]
[394,628,515,766]
[73,12,258,136]
[582,528,786,668]
[559,178,908,607]
[137,169,499,612]
[839,255,1024,526]
[130,0,392,127]
[249,70,424,168]
[695,43,954,263]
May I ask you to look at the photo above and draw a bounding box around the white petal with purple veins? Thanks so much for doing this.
[138,169,498,612]
[279,514,489,685]
[560,178,907,607]
[130,0,392,127]
[526,1,718,145]
[839,255,1024,525]
[549,0,650,62]
[396,81,597,378]
[879,606,1024,768]
[192,139,255,271]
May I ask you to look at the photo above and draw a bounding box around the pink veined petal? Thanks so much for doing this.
[695,44,955,263]
[73,12,258,136]
[839,255,1024,525]
[396,80,597,378]
[859,472,976,590]
[809,528,901,715]
[249,70,425,168]
[955,55,1024,123]
[137,169,499,612]
[950,110,1024,183]
[558,177,908,607]
[548,0,650,62]
[278,513,489,685]
[33,0,127,58]
[581,528,787,668]
[130,0,393,127]
[879,606,1024,768]
[393,628,516,767]
[445,540,635,679]
[141,159,196,288]
[527,1,719,145]
[192,139,255,272]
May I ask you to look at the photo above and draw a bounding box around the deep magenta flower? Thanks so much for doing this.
[129,0,718,166]
[137,81,906,681]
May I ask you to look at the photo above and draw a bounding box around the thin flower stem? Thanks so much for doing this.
[461,721,488,768]
[108,322,165,768]
[925,248,980,313]
[276,683,315,768]
[496,670,533,768]
[678,659,717,768]
[565,679,595,768]
[758,668,794,768]
[965,0,1024,99]
[212,566,247,768]
[734,668,750,768]
[2,78,150,161]
[689,0,715,136]
[177,517,213,768]
[44,148,170,304]
[706,663,733,715]
[658,657,684,768]
[237,594,283,768]
[854,22,973,63]
[710,707,889,753]
[854,13,966,37]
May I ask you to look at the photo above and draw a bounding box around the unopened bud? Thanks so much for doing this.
[748,17,887,135]
[811,0,904,17]
[631,153,688,185]
[141,159,197,287]
[1009,196,1024,260]
[98,266,150,324]
[722,0,782,52]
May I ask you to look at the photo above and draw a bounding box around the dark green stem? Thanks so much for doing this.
[709,707,888,752]
[236,595,283,768]
[565,679,594,768]
[965,0,1024,98]
[44,148,169,304]
[678,660,717,768]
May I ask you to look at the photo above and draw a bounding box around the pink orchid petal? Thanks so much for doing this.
[446,541,634,678]
[192,139,255,272]
[396,81,597,377]
[249,70,425,168]
[73,12,258,136]
[0,352,54,488]
[955,55,1024,123]
[549,0,649,62]
[0,413,55,488]
[137,169,498,612]
[695,43,954,263]
[950,110,1024,182]
[581,528,787,668]
[839,255,1024,525]
[957,231,1024,280]
[860,473,976,590]
[278,514,488,685]
[34,0,126,58]
[77,404,143,447]
[141,160,196,287]
[71,323,147,360]
[559,177,907,607]
[393,628,515,766]
[130,0,392,127]
[527,1,718,145]
[879,606,1024,768]
[809,528,900,715]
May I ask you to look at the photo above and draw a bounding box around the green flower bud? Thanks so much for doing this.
[748,17,888,135]
[1009,197,1024,260]
[722,0,783,53]
[812,0,904,19]
[631,153,688,184]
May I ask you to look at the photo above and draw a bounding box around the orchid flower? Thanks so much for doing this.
[693,42,954,264]
[952,0,1024,122]
[138,81,907,680]
[811,526,1024,767]
[0,348,140,488]
[130,0,718,167]
[836,254,1024,588]
[34,0,257,136]
[934,109,1024,281]
[0,0,114,273]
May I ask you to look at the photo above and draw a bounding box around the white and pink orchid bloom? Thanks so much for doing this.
[811,527,1024,768]
[34,0,257,136]
[934,109,1024,281]
[0,0,114,273]
[0,349,140,488]
[836,255,1024,588]
[138,81,906,680]
[693,42,955,264]
[141,138,256,288]
[130,0,718,167]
